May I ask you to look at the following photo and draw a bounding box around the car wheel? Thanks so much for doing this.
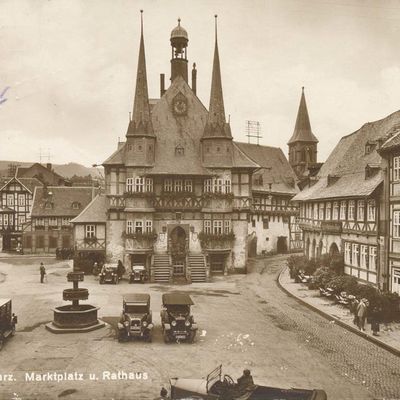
[163,333,170,344]
[146,335,152,343]
[189,332,196,344]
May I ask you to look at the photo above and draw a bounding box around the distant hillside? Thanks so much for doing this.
[0,161,102,179]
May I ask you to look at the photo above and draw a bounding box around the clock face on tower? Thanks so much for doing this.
[172,93,188,116]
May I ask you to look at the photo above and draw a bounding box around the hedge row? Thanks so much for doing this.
[287,254,400,323]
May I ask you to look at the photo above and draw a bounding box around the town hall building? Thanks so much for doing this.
[73,13,303,282]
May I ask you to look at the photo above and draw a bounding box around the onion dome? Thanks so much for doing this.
[171,18,188,41]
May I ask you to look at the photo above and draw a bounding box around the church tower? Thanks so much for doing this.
[288,87,318,178]
[201,16,233,167]
[124,11,156,167]
[170,19,189,83]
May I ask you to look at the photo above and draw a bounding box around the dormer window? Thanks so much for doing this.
[72,202,81,210]
[44,202,53,209]
[365,164,380,179]
[365,141,377,155]
[175,145,184,156]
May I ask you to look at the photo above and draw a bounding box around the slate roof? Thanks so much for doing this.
[17,178,44,193]
[235,142,298,195]
[71,194,107,224]
[16,163,66,182]
[293,110,400,201]
[31,187,95,217]
[288,88,318,144]
[379,127,400,153]
[0,177,43,193]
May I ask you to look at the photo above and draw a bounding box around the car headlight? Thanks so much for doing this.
[124,321,129,327]
[185,320,191,327]
[142,321,148,327]
[171,320,177,327]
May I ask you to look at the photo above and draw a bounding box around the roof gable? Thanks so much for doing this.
[31,187,95,217]
[148,76,210,175]
[294,109,400,201]
[235,142,298,194]
[71,194,107,224]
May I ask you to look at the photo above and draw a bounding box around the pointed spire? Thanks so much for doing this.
[127,10,154,137]
[203,15,232,139]
[288,87,318,144]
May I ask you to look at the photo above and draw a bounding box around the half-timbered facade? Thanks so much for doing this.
[22,186,95,254]
[71,194,107,266]
[235,142,301,255]
[378,127,400,294]
[101,16,262,283]
[0,177,42,251]
[293,110,400,290]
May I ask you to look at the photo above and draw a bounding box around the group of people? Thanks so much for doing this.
[350,297,381,336]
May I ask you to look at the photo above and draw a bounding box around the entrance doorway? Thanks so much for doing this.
[329,242,339,257]
[248,236,257,257]
[209,253,226,274]
[277,236,288,254]
[170,226,187,276]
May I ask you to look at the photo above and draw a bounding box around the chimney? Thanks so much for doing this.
[160,73,165,97]
[46,163,52,171]
[192,63,197,95]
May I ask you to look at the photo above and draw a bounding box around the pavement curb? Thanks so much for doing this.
[276,265,400,358]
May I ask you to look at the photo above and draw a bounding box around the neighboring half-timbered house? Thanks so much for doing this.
[293,110,400,290]
[235,142,301,255]
[22,186,95,254]
[0,177,43,251]
[71,194,107,266]
[378,127,400,294]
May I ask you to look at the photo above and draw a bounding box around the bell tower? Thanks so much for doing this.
[170,18,189,82]
[288,87,318,178]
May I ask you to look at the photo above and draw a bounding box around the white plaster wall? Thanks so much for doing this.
[248,217,289,254]
[106,220,125,262]
[232,220,248,270]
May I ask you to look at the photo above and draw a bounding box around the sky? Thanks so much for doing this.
[1,0,400,166]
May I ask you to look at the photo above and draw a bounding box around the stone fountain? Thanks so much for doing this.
[46,271,105,333]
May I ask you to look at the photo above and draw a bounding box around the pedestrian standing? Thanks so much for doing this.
[357,298,368,331]
[370,305,381,336]
[40,262,46,283]
[350,297,359,326]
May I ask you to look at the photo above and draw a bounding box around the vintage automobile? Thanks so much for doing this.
[129,265,147,283]
[0,299,17,351]
[166,365,327,400]
[118,294,153,342]
[99,264,119,284]
[160,293,197,343]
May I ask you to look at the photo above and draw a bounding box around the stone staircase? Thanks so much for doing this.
[188,254,207,282]
[153,254,171,283]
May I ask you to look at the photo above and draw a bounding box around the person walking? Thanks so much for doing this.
[39,262,46,283]
[370,305,381,336]
[357,298,369,331]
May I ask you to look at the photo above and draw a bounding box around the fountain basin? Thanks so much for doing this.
[45,304,105,333]
[63,288,89,301]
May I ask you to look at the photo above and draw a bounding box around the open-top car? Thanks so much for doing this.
[129,265,147,283]
[160,293,197,343]
[0,299,17,351]
[118,294,153,342]
[99,264,119,284]
[167,365,327,400]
